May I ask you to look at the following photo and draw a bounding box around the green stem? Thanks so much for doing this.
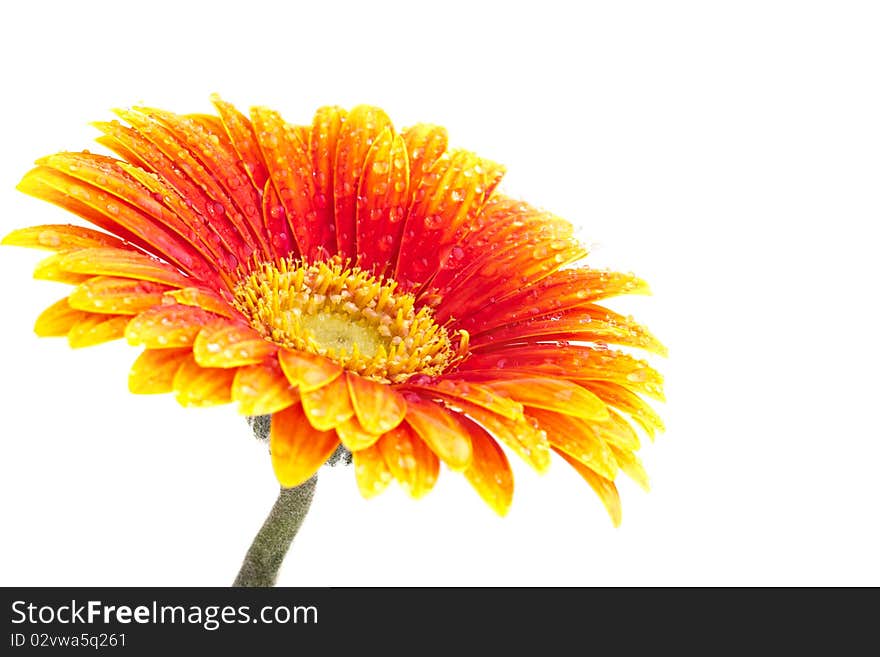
[233,476,318,587]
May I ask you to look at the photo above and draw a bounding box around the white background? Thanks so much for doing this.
[1,1,877,586]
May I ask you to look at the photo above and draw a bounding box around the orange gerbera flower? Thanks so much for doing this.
[4,96,665,525]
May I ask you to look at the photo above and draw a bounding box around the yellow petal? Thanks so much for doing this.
[346,372,407,434]
[125,305,214,348]
[461,418,514,516]
[231,359,298,416]
[172,354,235,407]
[610,445,650,492]
[404,398,472,471]
[377,423,439,499]
[2,224,127,251]
[34,298,91,337]
[299,373,355,431]
[193,319,276,368]
[67,315,129,348]
[129,348,192,394]
[351,444,393,499]
[556,448,622,527]
[335,416,383,451]
[278,349,342,392]
[271,403,340,488]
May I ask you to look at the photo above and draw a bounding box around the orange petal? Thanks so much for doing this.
[486,377,609,421]
[377,423,439,499]
[587,381,665,440]
[406,377,523,420]
[193,319,276,368]
[400,123,448,206]
[68,276,171,315]
[2,224,127,251]
[351,443,393,498]
[270,403,340,488]
[593,410,641,451]
[459,418,514,516]
[211,94,269,190]
[33,253,93,285]
[166,287,235,318]
[172,353,235,407]
[54,248,190,287]
[34,298,92,337]
[278,349,342,392]
[125,304,215,348]
[335,416,382,451]
[346,372,407,434]
[448,399,551,473]
[232,359,299,416]
[527,408,618,480]
[68,314,129,348]
[129,348,193,394]
[556,448,622,527]
[403,398,472,471]
[299,373,355,431]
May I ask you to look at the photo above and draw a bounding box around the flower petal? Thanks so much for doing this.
[309,105,347,254]
[32,253,92,285]
[165,287,236,318]
[68,276,171,315]
[355,127,410,277]
[231,358,299,416]
[345,372,407,435]
[335,416,383,451]
[34,298,92,337]
[68,314,129,348]
[2,224,127,251]
[587,381,665,440]
[459,417,514,516]
[556,448,622,527]
[278,349,342,392]
[377,422,439,499]
[129,347,193,394]
[172,353,235,407]
[333,106,393,260]
[486,377,609,421]
[403,398,472,471]
[610,445,650,492]
[299,373,355,431]
[527,408,619,481]
[126,305,216,348]
[351,444,393,499]
[400,123,448,206]
[446,398,551,473]
[54,247,190,287]
[395,149,503,291]
[193,319,276,368]
[211,94,269,191]
[404,377,524,420]
[271,403,340,488]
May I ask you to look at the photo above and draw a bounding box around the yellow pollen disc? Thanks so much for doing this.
[233,258,457,383]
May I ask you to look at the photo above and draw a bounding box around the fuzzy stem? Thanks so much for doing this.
[233,476,318,587]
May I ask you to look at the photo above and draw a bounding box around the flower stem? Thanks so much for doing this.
[233,476,318,587]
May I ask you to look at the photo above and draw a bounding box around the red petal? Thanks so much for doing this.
[309,105,348,255]
[271,403,340,488]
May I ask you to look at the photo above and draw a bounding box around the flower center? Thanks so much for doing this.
[232,258,458,383]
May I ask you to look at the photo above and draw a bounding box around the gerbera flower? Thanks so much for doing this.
[4,96,664,534]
